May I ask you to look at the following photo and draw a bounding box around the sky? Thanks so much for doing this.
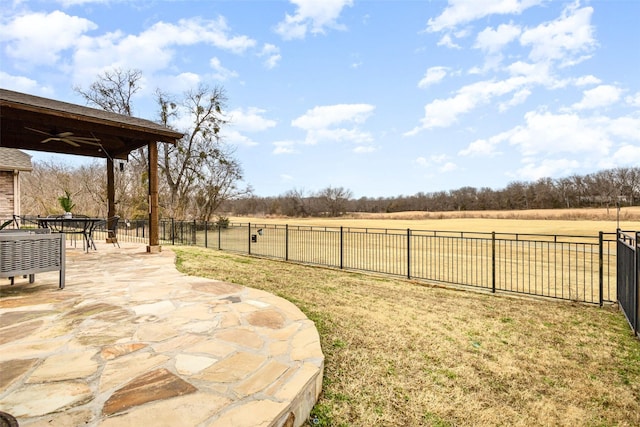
[1,0,639,198]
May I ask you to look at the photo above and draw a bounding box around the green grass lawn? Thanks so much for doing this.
[174,246,640,427]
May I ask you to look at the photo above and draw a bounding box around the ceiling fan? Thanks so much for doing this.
[25,127,101,147]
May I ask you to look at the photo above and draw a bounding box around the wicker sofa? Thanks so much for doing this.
[0,232,66,289]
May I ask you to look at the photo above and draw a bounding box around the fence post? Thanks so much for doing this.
[193,219,197,246]
[171,218,175,246]
[599,231,604,307]
[217,221,221,250]
[340,226,344,270]
[285,224,289,261]
[407,228,411,279]
[248,222,251,255]
[492,231,496,293]
[636,232,640,336]
[204,220,208,248]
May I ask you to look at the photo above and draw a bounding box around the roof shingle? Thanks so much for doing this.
[0,147,33,171]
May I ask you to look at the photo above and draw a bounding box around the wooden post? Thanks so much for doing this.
[147,141,161,253]
[106,156,116,243]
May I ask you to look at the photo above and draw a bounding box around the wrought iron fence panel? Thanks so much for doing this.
[617,231,639,336]
[119,219,620,305]
[342,228,408,277]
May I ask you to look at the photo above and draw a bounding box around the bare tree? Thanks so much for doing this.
[193,147,253,220]
[74,68,142,116]
[316,186,353,217]
[157,84,248,219]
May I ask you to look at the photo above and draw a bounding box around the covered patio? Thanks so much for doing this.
[0,88,182,252]
[0,242,323,426]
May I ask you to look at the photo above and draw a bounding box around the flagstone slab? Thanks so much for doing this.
[246,309,286,329]
[98,392,230,427]
[27,350,98,383]
[100,353,170,392]
[102,368,197,416]
[191,281,243,295]
[209,399,290,427]
[0,358,38,390]
[0,320,44,345]
[214,327,264,349]
[196,352,266,383]
[0,381,92,417]
[234,359,290,396]
[100,343,147,361]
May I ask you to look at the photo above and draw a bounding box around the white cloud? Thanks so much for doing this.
[275,0,353,40]
[0,11,97,65]
[571,85,622,110]
[607,116,640,141]
[607,145,640,167]
[625,92,640,107]
[209,57,239,81]
[415,154,456,172]
[427,0,542,32]
[304,128,373,145]
[573,75,601,86]
[292,104,374,130]
[406,76,530,134]
[222,130,259,147]
[508,110,611,156]
[475,23,521,53]
[221,107,276,147]
[273,141,297,154]
[436,34,461,49]
[0,71,52,95]
[499,88,531,111]
[459,131,509,157]
[259,44,281,69]
[69,16,255,85]
[228,107,277,132]
[154,72,201,94]
[520,3,595,66]
[514,158,581,181]
[418,66,448,89]
[57,0,109,5]
[353,145,377,154]
[439,162,458,172]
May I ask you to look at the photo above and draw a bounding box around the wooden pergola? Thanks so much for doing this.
[0,88,183,253]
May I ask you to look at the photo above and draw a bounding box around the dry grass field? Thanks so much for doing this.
[173,208,640,426]
[230,206,640,236]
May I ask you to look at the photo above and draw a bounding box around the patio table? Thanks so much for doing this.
[37,217,103,252]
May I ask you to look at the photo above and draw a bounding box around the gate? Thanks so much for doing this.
[617,230,639,337]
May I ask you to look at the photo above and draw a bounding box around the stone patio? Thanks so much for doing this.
[0,242,324,427]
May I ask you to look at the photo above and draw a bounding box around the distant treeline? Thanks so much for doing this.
[223,167,640,217]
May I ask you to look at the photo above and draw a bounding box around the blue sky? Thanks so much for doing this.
[2,0,639,198]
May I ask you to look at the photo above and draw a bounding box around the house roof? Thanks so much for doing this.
[0,147,32,171]
[0,88,183,160]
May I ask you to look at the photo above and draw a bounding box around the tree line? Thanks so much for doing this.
[224,167,640,217]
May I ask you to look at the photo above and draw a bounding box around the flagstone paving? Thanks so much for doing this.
[0,242,323,427]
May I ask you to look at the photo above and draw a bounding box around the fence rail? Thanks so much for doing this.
[150,219,618,305]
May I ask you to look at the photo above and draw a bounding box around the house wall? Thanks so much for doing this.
[0,170,16,219]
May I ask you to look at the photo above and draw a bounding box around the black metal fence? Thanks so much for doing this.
[141,219,619,306]
[617,230,639,337]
